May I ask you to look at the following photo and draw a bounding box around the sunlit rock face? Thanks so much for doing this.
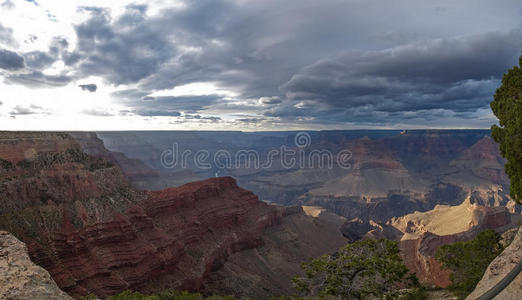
[390,199,520,287]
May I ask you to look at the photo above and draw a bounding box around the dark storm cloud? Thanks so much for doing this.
[23,51,55,69]
[133,95,221,113]
[79,83,97,92]
[0,49,25,70]
[0,34,78,88]
[4,0,521,127]
[112,88,224,116]
[48,37,70,57]
[6,71,71,87]
[280,30,522,118]
[63,0,522,127]
[70,6,175,85]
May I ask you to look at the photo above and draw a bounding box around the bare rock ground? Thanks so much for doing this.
[466,226,522,300]
[0,231,72,300]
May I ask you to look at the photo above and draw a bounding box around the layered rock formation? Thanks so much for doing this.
[0,231,72,300]
[0,132,284,297]
[466,226,522,300]
[203,206,348,299]
[390,199,521,287]
[0,132,347,299]
[46,176,285,297]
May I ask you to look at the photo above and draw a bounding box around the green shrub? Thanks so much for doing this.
[435,229,504,299]
[293,239,425,299]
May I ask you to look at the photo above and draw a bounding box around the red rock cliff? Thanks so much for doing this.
[0,132,284,298]
[45,177,284,297]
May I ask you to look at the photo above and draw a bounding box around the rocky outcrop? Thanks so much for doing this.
[340,218,403,242]
[391,199,521,287]
[466,226,522,300]
[2,132,344,299]
[0,132,131,215]
[39,176,285,297]
[0,231,72,300]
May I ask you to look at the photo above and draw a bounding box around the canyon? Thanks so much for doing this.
[0,130,520,299]
[0,131,347,298]
[96,130,519,220]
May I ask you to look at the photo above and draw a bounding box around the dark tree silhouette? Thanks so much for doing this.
[490,54,522,204]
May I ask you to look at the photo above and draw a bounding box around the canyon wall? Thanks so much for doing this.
[0,132,347,298]
[391,200,521,287]
[0,132,283,297]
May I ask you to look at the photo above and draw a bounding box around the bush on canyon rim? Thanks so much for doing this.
[292,239,425,299]
[435,229,504,299]
[490,53,522,204]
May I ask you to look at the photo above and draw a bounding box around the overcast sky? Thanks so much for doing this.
[0,0,521,130]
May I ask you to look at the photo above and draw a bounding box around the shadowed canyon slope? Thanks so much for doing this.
[0,132,347,298]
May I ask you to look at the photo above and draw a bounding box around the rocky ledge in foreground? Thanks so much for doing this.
[0,231,71,300]
[466,226,522,300]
